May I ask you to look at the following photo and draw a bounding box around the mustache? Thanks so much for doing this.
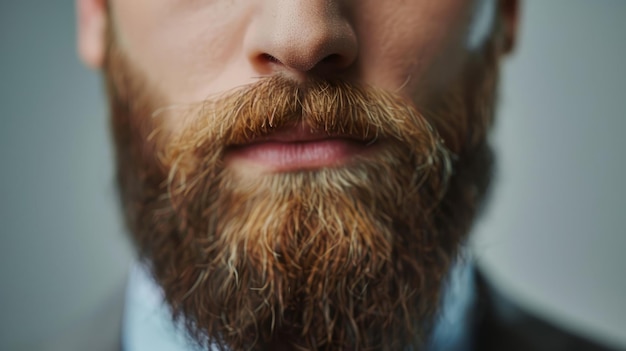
[164,76,443,154]
[160,75,452,212]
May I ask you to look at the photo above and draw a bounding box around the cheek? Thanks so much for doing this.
[110,0,250,104]
[355,1,480,102]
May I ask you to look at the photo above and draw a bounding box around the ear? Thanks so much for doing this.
[76,0,107,68]
[499,0,520,54]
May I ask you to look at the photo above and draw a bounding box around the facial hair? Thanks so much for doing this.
[104,23,500,351]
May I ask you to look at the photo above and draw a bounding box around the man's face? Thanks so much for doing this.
[78,0,516,349]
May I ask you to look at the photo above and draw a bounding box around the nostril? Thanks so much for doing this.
[312,54,352,75]
[320,54,341,66]
[261,53,282,65]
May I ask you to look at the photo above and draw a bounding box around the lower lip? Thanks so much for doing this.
[225,139,373,172]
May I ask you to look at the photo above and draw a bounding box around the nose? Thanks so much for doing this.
[246,0,358,78]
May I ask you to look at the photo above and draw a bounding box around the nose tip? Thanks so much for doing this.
[247,1,358,77]
[266,22,357,73]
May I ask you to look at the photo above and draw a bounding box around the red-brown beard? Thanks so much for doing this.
[105,23,500,351]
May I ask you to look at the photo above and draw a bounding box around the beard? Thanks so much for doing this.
[104,24,500,351]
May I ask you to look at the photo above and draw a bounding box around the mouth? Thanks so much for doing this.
[224,122,380,173]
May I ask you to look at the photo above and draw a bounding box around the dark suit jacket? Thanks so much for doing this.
[472,271,621,351]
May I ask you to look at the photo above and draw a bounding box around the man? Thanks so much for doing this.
[75,0,614,350]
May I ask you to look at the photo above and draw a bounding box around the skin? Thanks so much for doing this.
[78,0,518,129]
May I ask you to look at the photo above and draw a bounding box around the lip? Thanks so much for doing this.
[224,123,378,172]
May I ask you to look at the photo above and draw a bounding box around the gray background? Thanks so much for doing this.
[1,1,625,350]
